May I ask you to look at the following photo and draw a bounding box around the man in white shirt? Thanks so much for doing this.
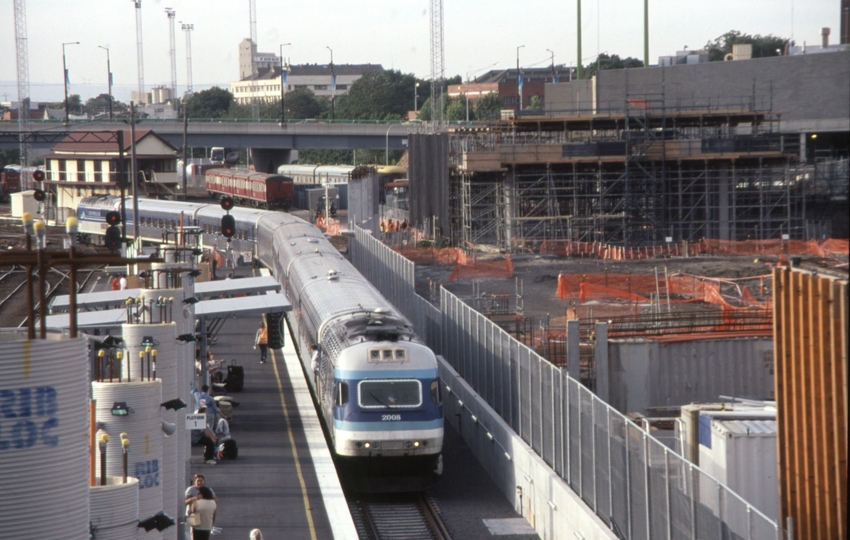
[119,275,127,290]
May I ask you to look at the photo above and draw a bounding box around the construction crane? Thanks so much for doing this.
[429,0,445,128]
[181,23,194,95]
[131,0,145,105]
[13,0,30,165]
[248,0,259,120]
[165,8,177,101]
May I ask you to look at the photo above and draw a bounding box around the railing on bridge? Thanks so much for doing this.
[349,224,781,540]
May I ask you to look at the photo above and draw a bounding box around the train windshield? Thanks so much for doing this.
[358,380,421,408]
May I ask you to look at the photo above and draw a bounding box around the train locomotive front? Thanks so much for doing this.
[260,212,443,492]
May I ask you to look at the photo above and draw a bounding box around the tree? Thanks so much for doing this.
[274,88,330,121]
[446,96,467,122]
[184,87,234,118]
[475,92,502,121]
[334,70,420,121]
[704,31,790,61]
[528,96,544,110]
[85,93,121,117]
[582,54,644,78]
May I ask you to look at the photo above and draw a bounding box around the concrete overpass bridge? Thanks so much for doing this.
[0,120,420,171]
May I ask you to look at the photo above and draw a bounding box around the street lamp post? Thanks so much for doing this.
[62,42,80,124]
[279,43,291,126]
[98,45,113,119]
[414,82,419,115]
[546,48,555,82]
[516,45,525,111]
[326,46,334,121]
[385,124,396,165]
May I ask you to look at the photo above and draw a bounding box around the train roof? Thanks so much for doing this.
[206,168,292,181]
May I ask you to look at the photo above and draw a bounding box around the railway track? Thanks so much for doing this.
[348,493,452,540]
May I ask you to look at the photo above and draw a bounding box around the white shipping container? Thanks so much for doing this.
[699,418,778,520]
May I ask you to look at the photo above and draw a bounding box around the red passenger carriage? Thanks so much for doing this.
[205,168,294,210]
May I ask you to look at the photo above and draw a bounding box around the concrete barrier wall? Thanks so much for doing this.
[438,356,617,540]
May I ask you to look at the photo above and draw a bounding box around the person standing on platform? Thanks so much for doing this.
[185,473,217,512]
[196,405,218,465]
[111,275,120,290]
[189,486,217,540]
[254,321,268,364]
[119,275,127,290]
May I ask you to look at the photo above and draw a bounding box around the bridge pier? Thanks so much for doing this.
[250,148,298,174]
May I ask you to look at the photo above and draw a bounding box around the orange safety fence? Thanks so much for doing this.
[448,253,514,281]
[555,271,773,310]
[539,238,848,260]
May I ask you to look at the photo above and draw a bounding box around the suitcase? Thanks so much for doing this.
[225,360,244,392]
[219,438,238,460]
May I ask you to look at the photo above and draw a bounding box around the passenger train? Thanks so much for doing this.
[75,195,444,492]
[204,168,294,210]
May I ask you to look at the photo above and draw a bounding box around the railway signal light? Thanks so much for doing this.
[33,189,46,202]
[220,197,234,211]
[105,225,122,251]
[32,169,46,182]
[221,214,235,238]
[105,211,121,226]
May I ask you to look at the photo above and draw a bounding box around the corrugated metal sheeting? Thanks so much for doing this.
[773,267,848,540]
[607,337,774,415]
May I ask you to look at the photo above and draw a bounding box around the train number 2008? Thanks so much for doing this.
[381,414,401,421]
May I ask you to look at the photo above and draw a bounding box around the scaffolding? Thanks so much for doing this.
[447,98,843,251]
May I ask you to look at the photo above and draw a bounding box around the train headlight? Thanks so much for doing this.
[405,441,412,449]
[372,442,380,449]
[364,442,371,449]
[413,441,420,447]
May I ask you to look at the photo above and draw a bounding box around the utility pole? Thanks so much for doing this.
[429,0,445,128]
[516,45,525,111]
[279,43,291,126]
[130,102,139,245]
[248,0,259,120]
[327,46,335,121]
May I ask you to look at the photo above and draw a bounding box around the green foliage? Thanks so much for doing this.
[417,94,455,122]
[185,87,234,119]
[582,54,644,78]
[475,92,502,121]
[334,70,421,121]
[445,75,462,86]
[281,89,330,121]
[528,96,544,110]
[704,31,790,61]
[85,93,126,117]
[446,96,467,122]
[294,148,404,166]
[0,149,21,169]
[226,99,287,120]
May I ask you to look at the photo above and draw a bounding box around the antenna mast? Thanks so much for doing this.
[13,0,30,165]
[165,8,177,101]
[131,0,145,105]
[429,0,445,128]
[248,0,259,120]
[181,23,194,95]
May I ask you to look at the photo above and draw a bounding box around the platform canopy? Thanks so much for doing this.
[194,276,281,299]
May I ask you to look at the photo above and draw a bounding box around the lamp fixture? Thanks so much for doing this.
[176,333,196,343]
[182,297,199,305]
[111,402,134,416]
[141,336,155,347]
[160,398,187,411]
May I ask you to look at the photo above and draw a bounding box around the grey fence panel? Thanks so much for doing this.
[519,346,532,446]
[568,378,581,492]
[349,232,780,540]
[628,425,649,540]
[648,438,671,540]
[552,367,565,477]
[609,412,630,538]
[594,398,612,528]
[580,387,596,509]
[530,356,542,455]
[510,337,521,433]
[541,363,554,467]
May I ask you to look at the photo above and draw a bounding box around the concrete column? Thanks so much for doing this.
[567,319,581,381]
[249,148,296,174]
[595,322,609,402]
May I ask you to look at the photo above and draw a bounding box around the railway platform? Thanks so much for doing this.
[186,266,357,539]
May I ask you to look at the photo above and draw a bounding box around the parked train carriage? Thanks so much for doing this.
[274,164,320,185]
[205,168,294,210]
[195,204,268,260]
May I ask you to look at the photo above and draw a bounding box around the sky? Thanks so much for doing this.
[0,0,843,105]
